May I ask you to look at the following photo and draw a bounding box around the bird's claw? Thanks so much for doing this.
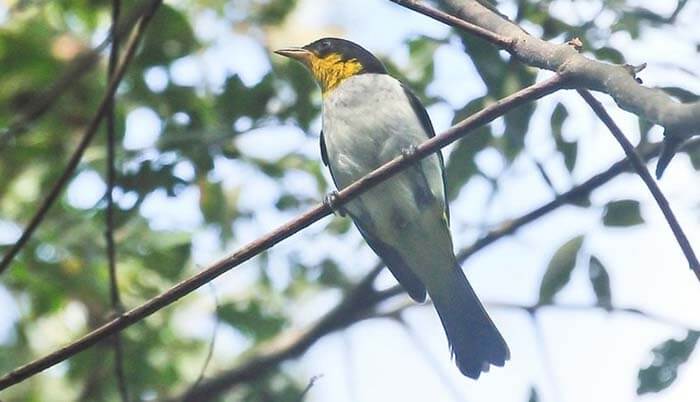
[324,190,347,217]
[401,144,418,159]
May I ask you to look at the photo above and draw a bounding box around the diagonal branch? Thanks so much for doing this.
[0,0,163,276]
[170,137,700,401]
[0,74,567,390]
[578,89,700,280]
[105,0,128,400]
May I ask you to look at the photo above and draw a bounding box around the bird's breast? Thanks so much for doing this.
[321,74,421,185]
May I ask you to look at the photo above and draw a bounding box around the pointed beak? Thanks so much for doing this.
[274,47,314,63]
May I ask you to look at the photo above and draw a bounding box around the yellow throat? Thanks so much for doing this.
[309,53,363,93]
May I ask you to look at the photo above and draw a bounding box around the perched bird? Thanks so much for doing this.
[276,38,509,378]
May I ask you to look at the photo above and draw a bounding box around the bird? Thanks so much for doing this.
[275,37,509,378]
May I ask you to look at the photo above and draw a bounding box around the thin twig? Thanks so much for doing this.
[397,319,466,402]
[531,317,564,402]
[0,74,566,390]
[182,283,220,401]
[488,302,699,331]
[578,89,700,281]
[531,156,559,196]
[294,375,323,402]
[0,0,162,149]
[105,0,128,400]
[169,137,700,401]
[390,0,514,49]
[0,0,163,276]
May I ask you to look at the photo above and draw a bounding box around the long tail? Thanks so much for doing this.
[429,261,510,379]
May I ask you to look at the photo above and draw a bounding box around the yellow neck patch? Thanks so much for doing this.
[309,53,363,93]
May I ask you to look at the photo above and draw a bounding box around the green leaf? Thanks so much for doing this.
[638,331,700,394]
[138,4,198,66]
[551,103,577,171]
[603,199,644,227]
[568,192,592,208]
[551,103,568,139]
[594,47,626,64]
[142,231,192,279]
[318,258,350,288]
[445,97,491,200]
[538,235,584,304]
[216,74,275,126]
[254,0,297,25]
[588,256,612,307]
[219,299,287,342]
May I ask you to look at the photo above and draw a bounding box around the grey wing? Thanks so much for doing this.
[320,130,427,302]
[401,84,450,223]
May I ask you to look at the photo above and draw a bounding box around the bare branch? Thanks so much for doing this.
[105,0,128,400]
[398,319,467,402]
[578,89,700,279]
[0,74,566,390]
[181,283,220,401]
[391,0,513,49]
[294,375,323,402]
[489,302,699,331]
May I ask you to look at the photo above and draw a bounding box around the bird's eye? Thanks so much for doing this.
[320,40,331,50]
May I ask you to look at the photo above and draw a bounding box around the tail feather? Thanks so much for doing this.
[430,262,510,379]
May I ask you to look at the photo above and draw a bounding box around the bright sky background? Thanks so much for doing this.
[1,0,700,401]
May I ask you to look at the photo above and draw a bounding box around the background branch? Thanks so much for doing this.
[578,89,700,279]
[105,0,128,400]
[437,0,699,134]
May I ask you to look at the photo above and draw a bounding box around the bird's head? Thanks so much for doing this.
[275,37,386,93]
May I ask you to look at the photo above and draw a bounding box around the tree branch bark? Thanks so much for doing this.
[105,0,129,400]
[391,0,699,174]
[433,0,699,135]
[578,89,700,278]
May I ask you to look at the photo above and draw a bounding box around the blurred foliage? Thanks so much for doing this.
[602,199,644,227]
[0,0,697,401]
[588,255,611,308]
[637,331,699,395]
[538,235,584,304]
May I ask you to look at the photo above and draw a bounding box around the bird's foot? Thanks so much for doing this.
[324,190,347,217]
[401,144,419,159]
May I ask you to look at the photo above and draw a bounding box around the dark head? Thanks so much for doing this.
[275,37,387,93]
